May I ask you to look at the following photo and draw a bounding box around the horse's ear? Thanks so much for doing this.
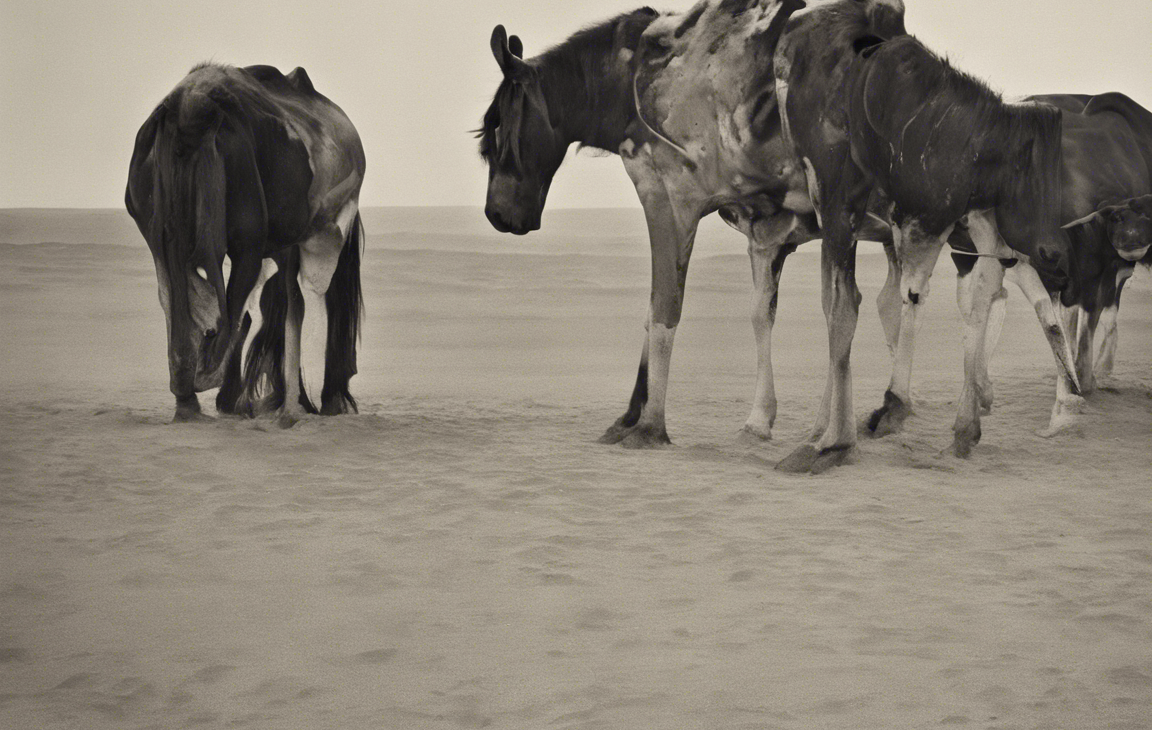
[1062,208,1108,230]
[491,25,511,70]
[491,25,532,81]
[1129,193,1152,219]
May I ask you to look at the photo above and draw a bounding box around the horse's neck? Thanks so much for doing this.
[537,52,634,154]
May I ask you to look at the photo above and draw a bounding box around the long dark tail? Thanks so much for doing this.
[321,212,364,414]
[221,246,314,416]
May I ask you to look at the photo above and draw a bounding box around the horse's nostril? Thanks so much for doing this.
[204,328,217,340]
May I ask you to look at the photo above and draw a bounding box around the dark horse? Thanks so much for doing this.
[480,0,902,461]
[126,63,366,426]
[774,5,1078,466]
[877,93,1152,441]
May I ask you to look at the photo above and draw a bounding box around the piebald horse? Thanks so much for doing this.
[774,3,1079,465]
[480,0,899,463]
[126,63,366,426]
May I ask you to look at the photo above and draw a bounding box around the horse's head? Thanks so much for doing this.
[1064,195,1152,263]
[996,104,1079,304]
[479,25,567,235]
[136,86,248,403]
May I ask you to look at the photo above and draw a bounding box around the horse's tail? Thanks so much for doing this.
[321,211,365,414]
[231,247,301,415]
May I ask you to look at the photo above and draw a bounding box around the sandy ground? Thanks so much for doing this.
[1,209,1151,729]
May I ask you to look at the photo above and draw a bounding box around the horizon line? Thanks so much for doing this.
[0,205,645,213]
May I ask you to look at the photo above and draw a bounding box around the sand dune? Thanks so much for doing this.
[1,210,1150,729]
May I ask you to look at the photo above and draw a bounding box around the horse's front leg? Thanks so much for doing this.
[950,254,1005,457]
[598,337,649,443]
[1094,267,1132,390]
[623,204,700,449]
[742,214,799,440]
[1004,263,1084,437]
[601,155,701,448]
[778,204,863,474]
[876,239,903,359]
[867,220,949,437]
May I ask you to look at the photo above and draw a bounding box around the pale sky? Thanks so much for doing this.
[2,0,1149,209]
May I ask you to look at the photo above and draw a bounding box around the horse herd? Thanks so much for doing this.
[125,0,1152,474]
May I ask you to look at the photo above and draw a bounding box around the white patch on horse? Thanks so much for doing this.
[239,257,279,375]
[801,157,823,227]
[334,198,358,239]
[1118,245,1150,262]
[297,225,348,407]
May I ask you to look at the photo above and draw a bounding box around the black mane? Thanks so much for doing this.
[861,35,1064,229]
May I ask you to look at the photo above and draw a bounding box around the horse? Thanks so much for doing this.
[1063,192,1152,394]
[479,0,901,460]
[956,94,1152,438]
[773,3,1079,467]
[126,63,366,426]
[876,94,1152,443]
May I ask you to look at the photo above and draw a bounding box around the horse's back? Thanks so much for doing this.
[1083,92,1152,173]
[1057,94,1152,219]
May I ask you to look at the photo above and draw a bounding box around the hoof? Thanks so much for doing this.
[1037,422,1083,439]
[320,395,357,416]
[172,409,214,424]
[277,411,301,430]
[1096,376,1121,393]
[776,444,819,473]
[775,444,854,474]
[946,438,975,459]
[948,423,981,458]
[866,391,910,438]
[867,406,909,438]
[620,425,672,449]
[1038,396,1086,438]
[776,444,853,474]
[739,421,773,442]
[598,414,639,444]
[811,446,853,475]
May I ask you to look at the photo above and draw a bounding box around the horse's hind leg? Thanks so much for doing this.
[320,212,363,415]
[950,255,1004,457]
[977,282,1008,413]
[742,214,798,441]
[876,239,902,358]
[868,221,948,438]
[295,211,356,416]
[278,250,306,429]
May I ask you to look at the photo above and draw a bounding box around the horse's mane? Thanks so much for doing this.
[866,36,1063,219]
[877,37,1061,156]
[476,8,658,169]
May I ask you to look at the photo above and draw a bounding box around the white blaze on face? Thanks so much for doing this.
[1118,245,1150,262]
